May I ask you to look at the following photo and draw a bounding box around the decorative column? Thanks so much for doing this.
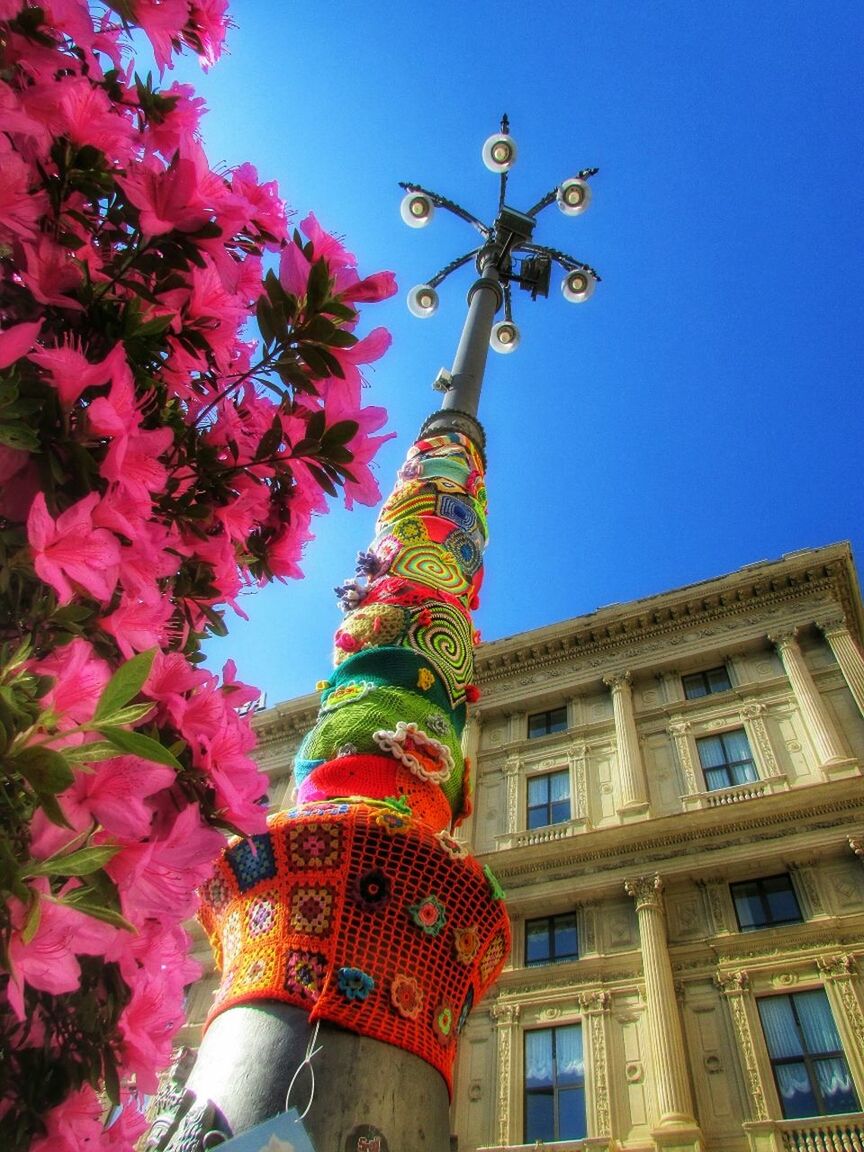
[604,672,649,818]
[578,991,614,1149]
[569,740,590,826]
[625,876,702,1147]
[503,751,521,835]
[668,719,698,795]
[818,616,864,718]
[768,628,849,770]
[714,971,773,1132]
[490,1000,520,1148]
[816,954,864,1092]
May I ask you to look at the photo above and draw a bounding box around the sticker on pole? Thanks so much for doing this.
[216,1108,317,1152]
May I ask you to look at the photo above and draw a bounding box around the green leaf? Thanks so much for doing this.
[63,741,124,764]
[97,725,182,770]
[14,746,74,794]
[91,701,154,728]
[20,892,41,945]
[92,649,156,722]
[57,891,135,932]
[322,420,359,446]
[24,843,120,878]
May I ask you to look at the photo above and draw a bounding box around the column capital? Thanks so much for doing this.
[666,718,691,737]
[849,836,864,859]
[491,1000,520,1026]
[603,670,632,691]
[715,969,749,995]
[817,953,856,980]
[625,874,663,909]
[502,753,521,776]
[816,614,849,637]
[577,990,611,1014]
[767,627,800,650]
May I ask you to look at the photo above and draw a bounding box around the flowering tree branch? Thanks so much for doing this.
[0,3,396,1148]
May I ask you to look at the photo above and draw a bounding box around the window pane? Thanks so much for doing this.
[722,729,752,762]
[707,666,732,692]
[550,799,571,824]
[527,806,548,829]
[776,1062,819,1118]
[729,761,758,785]
[555,1025,584,1085]
[683,673,709,699]
[764,878,801,925]
[549,771,570,803]
[527,776,548,806]
[796,990,842,1054]
[814,1058,860,1114]
[548,707,567,733]
[557,1087,587,1140]
[759,997,803,1058]
[732,882,763,929]
[528,713,548,739]
[525,1030,553,1087]
[705,767,730,790]
[526,920,551,965]
[553,915,578,959]
[525,1093,555,1142]
[697,735,726,769]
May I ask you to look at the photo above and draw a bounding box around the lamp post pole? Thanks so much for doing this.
[151,121,598,1152]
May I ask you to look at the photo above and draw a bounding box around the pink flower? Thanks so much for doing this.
[29,336,123,408]
[0,145,45,240]
[145,82,206,156]
[279,240,312,296]
[0,319,42,369]
[20,234,83,310]
[130,0,190,72]
[62,755,175,840]
[336,269,398,303]
[117,969,183,1092]
[29,1084,104,1152]
[106,802,225,925]
[300,211,356,270]
[34,637,111,727]
[27,492,121,606]
[118,151,211,237]
[100,593,174,658]
[6,883,117,1020]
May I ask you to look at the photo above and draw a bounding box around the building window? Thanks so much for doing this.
[525,913,578,966]
[696,729,757,790]
[682,665,732,699]
[527,770,571,829]
[528,707,568,739]
[730,874,803,931]
[758,990,860,1119]
[525,1025,587,1143]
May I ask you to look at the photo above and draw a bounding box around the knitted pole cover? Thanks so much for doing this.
[199,430,510,1094]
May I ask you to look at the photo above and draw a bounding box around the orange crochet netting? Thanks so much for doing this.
[198,801,510,1092]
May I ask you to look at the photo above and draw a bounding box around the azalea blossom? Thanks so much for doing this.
[27,492,121,606]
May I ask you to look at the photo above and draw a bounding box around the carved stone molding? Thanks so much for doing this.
[740,703,779,775]
[790,863,825,915]
[491,999,520,1146]
[667,719,697,793]
[698,879,730,935]
[603,670,632,691]
[715,969,749,994]
[491,1001,521,1026]
[816,615,848,637]
[817,953,856,980]
[849,837,864,860]
[577,990,611,1013]
[625,874,663,910]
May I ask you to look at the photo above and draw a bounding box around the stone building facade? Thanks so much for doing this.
[182,542,864,1152]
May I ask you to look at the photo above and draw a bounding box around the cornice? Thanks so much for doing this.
[474,547,861,687]
[482,786,864,890]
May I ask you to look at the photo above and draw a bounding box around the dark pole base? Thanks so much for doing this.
[180,1001,452,1151]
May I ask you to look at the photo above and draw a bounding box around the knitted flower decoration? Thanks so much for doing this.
[390,973,424,1020]
[408,893,447,937]
[337,967,375,1002]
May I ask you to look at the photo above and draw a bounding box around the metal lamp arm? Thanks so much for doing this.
[428,249,483,289]
[526,167,601,218]
[521,242,602,282]
[399,182,491,237]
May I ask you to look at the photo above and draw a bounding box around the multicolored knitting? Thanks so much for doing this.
[199,429,510,1092]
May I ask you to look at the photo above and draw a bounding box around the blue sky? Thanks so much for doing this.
[169,2,864,705]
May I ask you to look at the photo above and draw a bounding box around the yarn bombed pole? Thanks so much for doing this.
[151,120,599,1152]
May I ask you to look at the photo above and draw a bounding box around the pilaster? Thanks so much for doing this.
[490,1000,520,1148]
[816,953,864,1093]
[714,971,771,1123]
[578,990,613,1142]
[503,752,521,835]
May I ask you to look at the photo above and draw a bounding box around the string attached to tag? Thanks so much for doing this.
[285,1019,323,1122]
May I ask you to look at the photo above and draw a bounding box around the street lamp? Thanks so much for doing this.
[399,114,600,433]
